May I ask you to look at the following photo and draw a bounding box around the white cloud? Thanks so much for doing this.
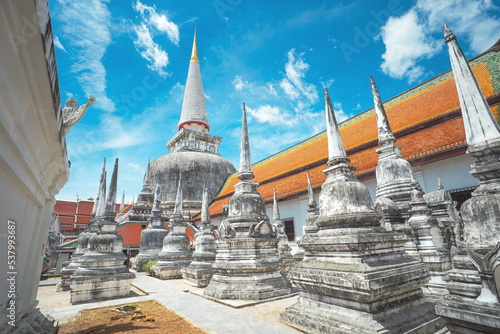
[280,49,319,103]
[279,78,299,100]
[133,24,169,77]
[380,10,440,83]
[132,1,179,76]
[247,105,297,126]
[267,84,278,96]
[56,0,115,111]
[53,36,66,52]
[232,76,248,91]
[133,1,179,45]
[128,163,145,175]
[333,102,349,122]
[416,0,500,54]
[379,0,500,82]
[99,114,148,150]
[169,82,184,104]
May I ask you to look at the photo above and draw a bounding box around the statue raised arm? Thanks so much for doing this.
[62,95,96,134]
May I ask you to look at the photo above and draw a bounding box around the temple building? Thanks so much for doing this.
[208,40,500,245]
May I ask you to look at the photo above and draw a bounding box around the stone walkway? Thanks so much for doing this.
[41,274,299,334]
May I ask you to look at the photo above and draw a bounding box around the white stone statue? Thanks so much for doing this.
[62,95,95,134]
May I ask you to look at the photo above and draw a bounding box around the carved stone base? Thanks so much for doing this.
[130,253,160,272]
[181,262,214,287]
[436,295,500,334]
[69,271,135,304]
[150,259,191,279]
[281,293,443,334]
[204,271,291,300]
[204,236,291,300]
[150,230,192,279]
[55,260,80,291]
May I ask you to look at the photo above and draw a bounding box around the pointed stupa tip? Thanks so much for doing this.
[201,184,210,225]
[178,29,209,131]
[370,76,396,146]
[273,187,281,222]
[444,24,455,42]
[306,171,317,208]
[143,158,151,190]
[445,23,500,148]
[104,158,119,218]
[96,170,107,220]
[120,190,125,210]
[190,28,199,62]
[324,87,347,162]
[174,175,183,216]
[91,157,106,218]
[238,102,255,180]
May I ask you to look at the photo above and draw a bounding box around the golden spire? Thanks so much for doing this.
[190,28,199,62]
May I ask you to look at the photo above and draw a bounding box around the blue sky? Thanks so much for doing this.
[52,0,500,202]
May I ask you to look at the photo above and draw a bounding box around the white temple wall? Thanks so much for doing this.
[412,154,478,193]
[0,0,69,331]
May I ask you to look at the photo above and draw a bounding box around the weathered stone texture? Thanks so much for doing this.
[69,160,134,304]
[204,104,291,300]
[436,25,500,334]
[281,88,442,334]
[150,179,193,279]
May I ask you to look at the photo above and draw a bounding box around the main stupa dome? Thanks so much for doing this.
[150,152,235,212]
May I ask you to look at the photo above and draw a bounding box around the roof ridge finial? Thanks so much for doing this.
[190,28,199,63]
[104,158,119,220]
[324,87,347,163]
[444,24,500,150]
[239,102,254,181]
[370,76,396,146]
[91,157,106,219]
[273,186,281,222]
[306,171,318,209]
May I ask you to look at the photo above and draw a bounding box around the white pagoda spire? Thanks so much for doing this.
[306,171,317,210]
[91,158,106,219]
[174,175,183,217]
[201,184,210,226]
[444,24,500,150]
[370,76,396,146]
[120,191,125,212]
[273,187,281,222]
[239,103,254,181]
[178,29,209,132]
[142,158,151,192]
[324,87,347,162]
[104,158,119,220]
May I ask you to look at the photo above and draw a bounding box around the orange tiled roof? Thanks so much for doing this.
[117,223,195,247]
[209,55,499,217]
